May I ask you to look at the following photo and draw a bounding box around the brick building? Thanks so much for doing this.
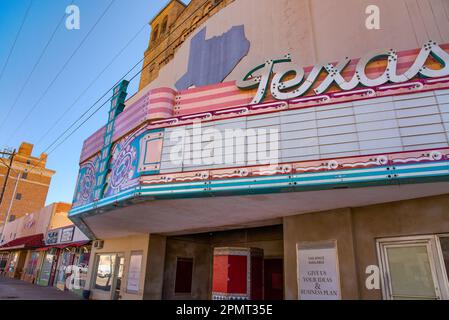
[0,142,55,227]
[139,0,235,90]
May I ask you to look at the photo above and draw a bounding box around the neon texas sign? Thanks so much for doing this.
[237,40,449,105]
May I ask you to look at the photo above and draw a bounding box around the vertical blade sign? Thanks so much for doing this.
[93,80,129,201]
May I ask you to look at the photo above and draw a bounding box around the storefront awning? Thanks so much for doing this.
[35,241,91,251]
[0,234,44,251]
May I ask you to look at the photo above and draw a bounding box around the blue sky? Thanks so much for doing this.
[0,0,188,205]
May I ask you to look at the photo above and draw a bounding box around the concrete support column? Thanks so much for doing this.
[283,208,360,300]
[143,234,167,300]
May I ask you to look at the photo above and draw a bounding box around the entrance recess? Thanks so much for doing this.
[264,259,283,300]
[377,235,449,300]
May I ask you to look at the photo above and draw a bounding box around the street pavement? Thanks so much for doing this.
[0,276,82,300]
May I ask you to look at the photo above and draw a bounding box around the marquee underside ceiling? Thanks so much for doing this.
[82,181,449,239]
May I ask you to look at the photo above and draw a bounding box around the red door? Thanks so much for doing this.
[264,259,283,300]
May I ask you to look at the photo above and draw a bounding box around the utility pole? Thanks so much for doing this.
[0,149,16,222]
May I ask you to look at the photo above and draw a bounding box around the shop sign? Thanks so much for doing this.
[60,227,75,243]
[237,40,449,104]
[297,241,341,300]
[46,230,60,245]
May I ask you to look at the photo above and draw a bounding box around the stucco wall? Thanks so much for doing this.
[283,193,449,300]
[86,234,150,300]
[284,208,359,300]
[143,234,167,300]
[140,0,235,89]
[133,0,449,97]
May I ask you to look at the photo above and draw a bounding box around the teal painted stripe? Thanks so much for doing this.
[69,161,449,217]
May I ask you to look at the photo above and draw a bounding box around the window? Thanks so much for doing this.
[174,257,193,294]
[0,254,8,272]
[152,24,159,42]
[94,254,116,292]
[25,251,40,276]
[439,236,449,282]
[26,160,31,165]
[15,193,22,200]
[22,172,28,180]
[38,250,56,286]
[161,16,168,34]
[377,235,449,300]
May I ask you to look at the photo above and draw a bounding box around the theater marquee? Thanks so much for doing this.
[237,40,449,104]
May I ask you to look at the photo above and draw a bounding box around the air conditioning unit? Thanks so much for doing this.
[93,240,104,249]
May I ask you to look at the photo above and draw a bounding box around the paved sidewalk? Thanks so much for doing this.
[0,276,82,300]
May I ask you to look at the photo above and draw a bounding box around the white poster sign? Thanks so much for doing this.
[60,227,74,243]
[297,243,341,300]
[127,251,143,293]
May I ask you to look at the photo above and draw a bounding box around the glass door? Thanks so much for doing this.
[38,250,56,286]
[378,236,449,300]
[93,253,125,300]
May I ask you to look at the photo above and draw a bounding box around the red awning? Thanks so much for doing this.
[0,234,44,250]
[56,241,91,249]
[67,241,91,248]
[35,241,91,252]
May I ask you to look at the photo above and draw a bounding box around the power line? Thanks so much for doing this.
[0,0,73,132]
[20,0,213,175]
[42,57,143,157]
[35,22,148,147]
[36,0,212,157]
[7,0,116,142]
[0,0,33,85]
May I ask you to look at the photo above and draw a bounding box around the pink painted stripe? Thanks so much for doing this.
[176,88,246,105]
[176,44,449,99]
[149,97,175,104]
[176,97,253,116]
[150,93,176,100]
[149,106,175,113]
[175,57,421,108]
[80,44,449,163]
[148,104,173,111]
[82,141,103,156]
[115,113,144,133]
[176,83,239,101]
[177,89,254,110]
[114,112,145,133]
[150,87,177,95]
[81,104,147,160]
[177,81,235,95]
[82,130,104,151]
[116,107,145,125]
[175,58,423,112]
